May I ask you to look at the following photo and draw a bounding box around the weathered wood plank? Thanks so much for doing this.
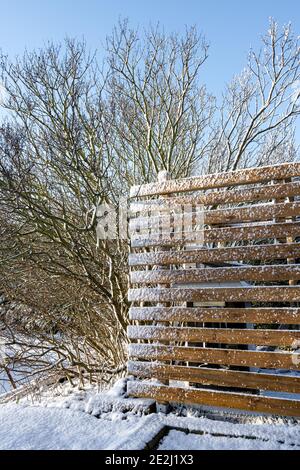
[127,325,300,347]
[130,265,300,285]
[131,222,300,248]
[129,243,300,266]
[128,361,300,393]
[130,162,300,197]
[129,306,300,324]
[128,286,300,303]
[130,202,300,232]
[128,344,300,370]
[127,382,300,417]
[130,181,300,213]
[206,201,300,225]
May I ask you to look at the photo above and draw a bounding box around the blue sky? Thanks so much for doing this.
[0,0,299,143]
[0,0,299,97]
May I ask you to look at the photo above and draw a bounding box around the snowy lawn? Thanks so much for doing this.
[0,379,299,450]
[0,404,161,450]
[0,402,299,450]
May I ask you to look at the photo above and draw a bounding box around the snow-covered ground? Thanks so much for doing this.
[0,378,299,450]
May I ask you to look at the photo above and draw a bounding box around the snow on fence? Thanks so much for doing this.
[127,162,300,417]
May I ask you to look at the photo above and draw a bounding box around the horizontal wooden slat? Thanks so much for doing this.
[128,343,300,370]
[129,306,300,324]
[127,382,300,417]
[128,325,300,347]
[130,162,300,197]
[128,286,300,303]
[131,222,300,248]
[128,361,300,393]
[130,181,300,213]
[129,243,300,266]
[206,201,300,225]
[130,202,300,232]
[130,264,300,285]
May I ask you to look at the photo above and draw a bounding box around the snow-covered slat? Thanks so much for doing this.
[129,242,300,266]
[128,344,300,371]
[128,361,300,393]
[130,202,300,232]
[129,306,300,324]
[127,325,300,347]
[127,382,300,417]
[130,180,300,213]
[128,286,300,303]
[131,221,300,248]
[130,264,300,285]
[130,162,300,197]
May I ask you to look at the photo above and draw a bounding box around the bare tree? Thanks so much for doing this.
[0,41,128,386]
[105,21,214,182]
[207,19,299,173]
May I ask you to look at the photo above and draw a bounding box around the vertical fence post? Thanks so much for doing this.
[284,178,297,287]
[273,177,296,311]
[156,170,171,413]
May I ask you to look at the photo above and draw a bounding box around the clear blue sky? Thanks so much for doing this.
[0,0,299,144]
[0,0,299,97]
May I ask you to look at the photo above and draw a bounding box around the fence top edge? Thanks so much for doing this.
[130,162,300,198]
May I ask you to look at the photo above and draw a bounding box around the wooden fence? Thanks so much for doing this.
[127,162,300,417]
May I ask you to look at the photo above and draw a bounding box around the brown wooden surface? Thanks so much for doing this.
[130,264,300,285]
[129,242,300,266]
[130,162,300,197]
[130,202,300,232]
[129,286,300,303]
[205,201,300,226]
[129,306,300,324]
[127,382,300,417]
[128,343,300,370]
[128,162,300,417]
[128,361,300,393]
[131,221,300,248]
[128,325,300,347]
[130,181,300,213]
